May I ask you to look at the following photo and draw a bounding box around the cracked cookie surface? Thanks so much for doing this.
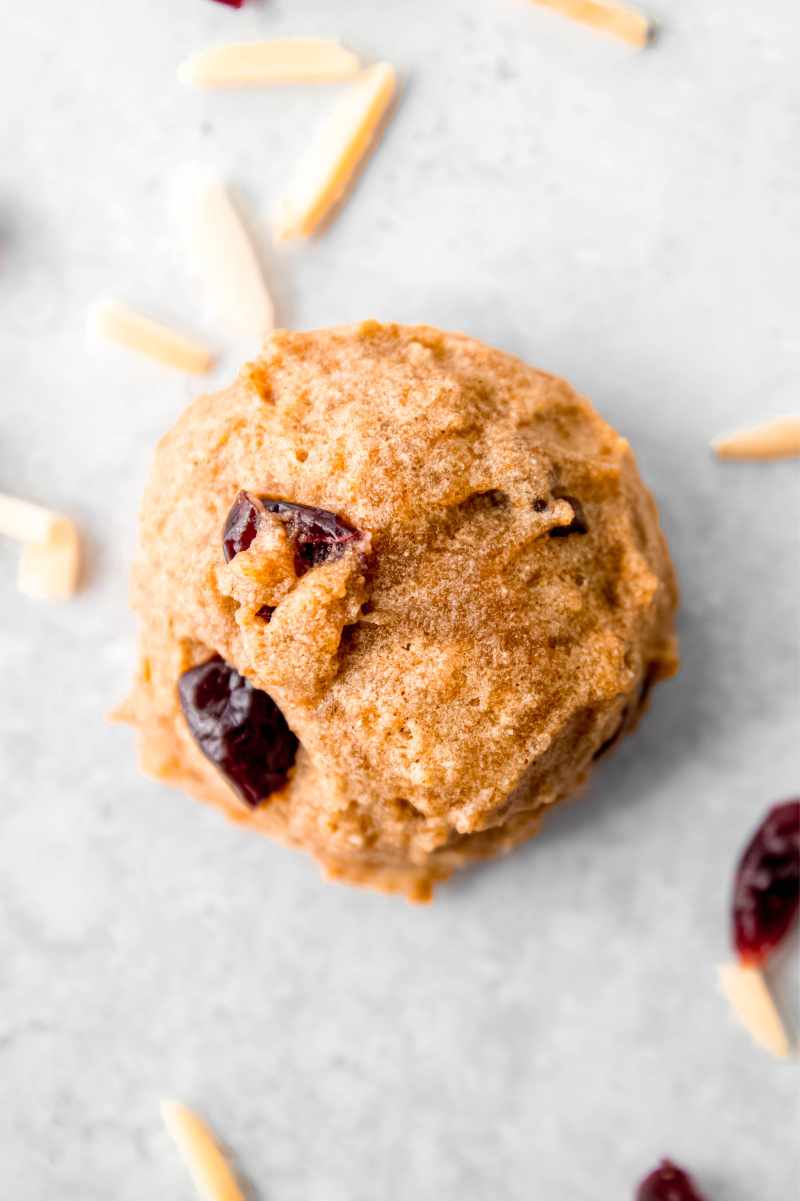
[123,321,678,900]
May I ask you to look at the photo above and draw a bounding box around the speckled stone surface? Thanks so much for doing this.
[0,1,798,1198]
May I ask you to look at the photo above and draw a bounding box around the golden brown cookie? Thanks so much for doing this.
[122,322,678,900]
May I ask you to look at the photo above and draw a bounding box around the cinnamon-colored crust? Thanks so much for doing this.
[122,322,678,900]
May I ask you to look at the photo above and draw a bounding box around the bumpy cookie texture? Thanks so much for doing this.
[123,322,678,900]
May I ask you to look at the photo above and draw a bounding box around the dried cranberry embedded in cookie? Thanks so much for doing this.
[262,498,362,573]
[732,799,800,967]
[636,1160,706,1201]
[178,656,297,806]
[223,491,262,562]
[549,492,589,538]
[222,490,363,575]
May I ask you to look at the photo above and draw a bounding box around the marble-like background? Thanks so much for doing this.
[1,1,798,1197]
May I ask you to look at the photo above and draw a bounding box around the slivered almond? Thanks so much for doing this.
[712,416,800,461]
[178,38,361,88]
[274,61,397,240]
[177,170,274,343]
[0,494,80,601]
[0,494,61,545]
[529,0,652,47]
[161,1101,247,1201]
[89,300,214,374]
[718,961,791,1059]
[17,516,80,601]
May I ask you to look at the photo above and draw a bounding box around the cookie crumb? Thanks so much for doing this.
[88,299,214,375]
[529,0,652,47]
[717,961,790,1059]
[711,416,800,460]
[161,1100,247,1201]
[273,62,397,240]
[178,38,361,88]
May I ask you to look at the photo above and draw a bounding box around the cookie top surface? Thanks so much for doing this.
[133,321,676,849]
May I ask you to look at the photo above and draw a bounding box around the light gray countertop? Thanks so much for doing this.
[1,1,798,1197]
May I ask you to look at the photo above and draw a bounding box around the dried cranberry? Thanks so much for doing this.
[263,498,362,572]
[210,0,245,8]
[222,491,261,562]
[178,656,297,807]
[549,493,588,537]
[222,491,363,576]
[732,799,800,966]
[636,1160,706,1201]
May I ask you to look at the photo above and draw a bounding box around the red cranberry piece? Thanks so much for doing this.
[549,492,588,537]
[222,491,261,563]
[178,656,297,807]
[732,799,800,966]
[210,0,245,8]
[262,498,361,572]
[222,491,363,576]
[636,1160,706,1201]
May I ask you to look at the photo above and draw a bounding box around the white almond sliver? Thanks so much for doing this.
[178,38,361,88]
[161,1101,247,1201]
[712,416,800,460]
[530,0,652,47]
[717,961,791,1059]
[89,300,214,374]
[0,494,61,544]
[178,172,273,343]
[274,61,397,241]
[17,515,80,601]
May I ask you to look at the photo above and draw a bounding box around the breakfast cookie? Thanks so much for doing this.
[121,322,678,900]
